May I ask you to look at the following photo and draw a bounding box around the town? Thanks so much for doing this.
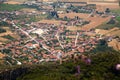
[0,0,120,69]
[0,0,120,65]
[0,0,120,80]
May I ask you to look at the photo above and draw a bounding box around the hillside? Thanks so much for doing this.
[16,51,120,80]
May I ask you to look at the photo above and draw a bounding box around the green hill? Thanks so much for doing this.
[16,51,120,80]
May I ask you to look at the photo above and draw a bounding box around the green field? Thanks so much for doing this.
[116,16,120,21]
[0,4,28,11]
[112,9,120,14]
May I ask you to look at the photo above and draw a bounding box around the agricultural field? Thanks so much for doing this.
[4,1,22,4]
[96,9,120,30]
[0,26,20,43]
[89,2,119,10]
[62,13,111,31]
[5,0,28,3]
[38,20,67,25]
[59,13,89,19]
[0,4,27,12]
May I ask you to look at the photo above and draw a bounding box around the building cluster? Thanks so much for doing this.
[0,13,110,65]
[0,1,118,66]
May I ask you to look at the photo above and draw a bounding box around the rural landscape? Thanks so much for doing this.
[0,0,120,80]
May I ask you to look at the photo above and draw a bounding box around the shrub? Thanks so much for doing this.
[17,51,120,80]
[2,35,15,41]
[0,28,6,33]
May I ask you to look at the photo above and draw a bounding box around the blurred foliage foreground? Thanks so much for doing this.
[16,51,120,80]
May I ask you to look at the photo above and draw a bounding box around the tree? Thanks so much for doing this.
[64,16,68,21]
[119,0,120,7]
[105,8,110,14]
[0,28,6,33]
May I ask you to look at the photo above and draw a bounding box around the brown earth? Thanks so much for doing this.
[81,16,111,31]
[20,8,37,12]
[59,13,89,19]
[64,13,111,31]
[90,2,120,10]
[38,20,67,25]
[0,27,20,43]
[4,1,22,4]
[95,28,120,51]
[95,27,120,36]
[108,39,120,51]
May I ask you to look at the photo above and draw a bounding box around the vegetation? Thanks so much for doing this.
[47,11,59,19]
[15,40,120,80]
[66,5,92,14]
[96,8,120,30]
[116,16,120,22]
[90,39,114,53]
[0,39,120,80]
[0,4,28,12]
[2,35,15,41]
[96,22,115,30]
[16,51,120,80]
[29,14,48,23]
[0,21,9,26]
[0,3,41,12]
[96,17,120,30]
[0,28,6,33]
[111,9,120,14]
[22,4,42,10]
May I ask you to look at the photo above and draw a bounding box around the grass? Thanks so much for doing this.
[111,8,120,14]
[2,35,15,41]
[116,16,120,22]
[96,22,115,30]
[0,3,28,11]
